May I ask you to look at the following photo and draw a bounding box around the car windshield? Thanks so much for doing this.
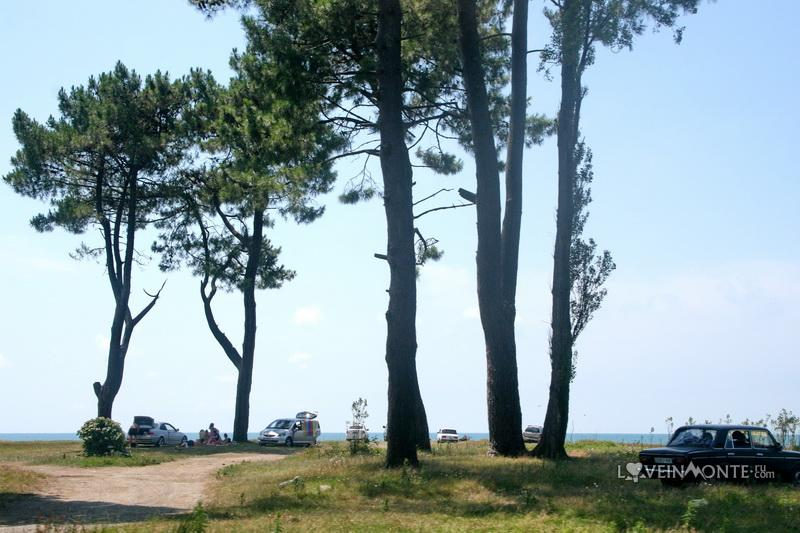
[525,427,540,432]
[441,429,456,434]
[349,425,363,429]
[668,428,717,448]
[267,419,293,430]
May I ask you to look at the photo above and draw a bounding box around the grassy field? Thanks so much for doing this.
[101,440,799,532]
[0,440,279,468]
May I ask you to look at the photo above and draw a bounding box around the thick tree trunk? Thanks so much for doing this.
[377,0,427,467]
[232,208,265,442]
[534,0,582,460]
[457,0,525,456]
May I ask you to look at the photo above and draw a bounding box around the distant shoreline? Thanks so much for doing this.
[0,432,671,444]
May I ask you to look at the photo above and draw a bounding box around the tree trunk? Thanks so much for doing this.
[377,0,427,467]
[232,208,265,442]
[457,0,525,456]
[534,0,582,460]
[413,367,431,451]
[93,174,137,419]
[501,0,527,306]
[94,307,129,418]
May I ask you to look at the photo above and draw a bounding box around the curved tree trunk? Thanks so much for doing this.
[457,0,525,456]
[377,0,428,467]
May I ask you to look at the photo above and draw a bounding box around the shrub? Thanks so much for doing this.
[77,417,128,456]
[175,502,208,533]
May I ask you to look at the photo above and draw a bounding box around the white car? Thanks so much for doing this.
[346,424,368,441]
[436,428,459,443]
[127,416,187,447]
[523,425,542,443]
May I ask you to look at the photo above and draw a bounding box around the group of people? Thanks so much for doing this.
[197,422,232,446]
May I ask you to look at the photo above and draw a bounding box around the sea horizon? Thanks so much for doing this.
[0,432,672,445]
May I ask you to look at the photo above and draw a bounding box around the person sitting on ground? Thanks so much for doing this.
[223,433,232,444]
[207,423,221,445]
[198,428,208,445]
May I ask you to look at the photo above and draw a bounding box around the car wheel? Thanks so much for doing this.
[285,437,294,447]
[156,437,165,447]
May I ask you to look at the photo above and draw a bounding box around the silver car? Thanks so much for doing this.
[523,425,542,443]
[259,411,320,447]
[128,416,187,447]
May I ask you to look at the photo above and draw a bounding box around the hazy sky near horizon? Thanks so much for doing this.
[0,1,797,435]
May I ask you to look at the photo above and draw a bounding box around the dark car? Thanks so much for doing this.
[639,425,800,486]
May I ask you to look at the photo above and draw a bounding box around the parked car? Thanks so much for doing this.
[436,428,459,443]
[259,411,320,447]
[523,425,542,443]
[639,425,800,486]
[127,416,186,447]
[346,424,368,441]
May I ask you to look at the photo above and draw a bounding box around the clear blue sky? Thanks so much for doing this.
[0,1,797,435]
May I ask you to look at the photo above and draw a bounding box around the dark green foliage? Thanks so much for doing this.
[569,142,616,345]
[539,0,700,75]
[155,47,343,293]
[416,148,463,175]
[5,62,191,242]
[77,417,127,457]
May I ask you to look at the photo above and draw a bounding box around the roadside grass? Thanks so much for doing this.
[0,440,289,468]
[111,439,800,532]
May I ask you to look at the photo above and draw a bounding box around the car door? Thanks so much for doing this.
[292,420,307,444]
[750,429,780,479]
[724,429,756,481]
[165,423,178,444]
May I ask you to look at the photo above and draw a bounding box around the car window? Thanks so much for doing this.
[725,430,751,449]
[164,423,175,431]
[668,428,716,448]
[159,423,167,430]
[751,430,775,449]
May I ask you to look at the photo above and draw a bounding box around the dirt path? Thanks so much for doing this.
[0,452,286,530]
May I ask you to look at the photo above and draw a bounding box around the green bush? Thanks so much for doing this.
[77,417,128,456]
[174,502,208,533]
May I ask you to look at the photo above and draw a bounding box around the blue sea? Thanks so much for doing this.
[0,432,671,445]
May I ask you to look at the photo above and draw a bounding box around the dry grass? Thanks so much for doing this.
[0,440,285,468]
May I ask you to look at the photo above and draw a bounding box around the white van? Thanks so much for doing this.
[258,411,321,447]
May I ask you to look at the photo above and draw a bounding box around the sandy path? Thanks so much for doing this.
[0,452,286,530]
